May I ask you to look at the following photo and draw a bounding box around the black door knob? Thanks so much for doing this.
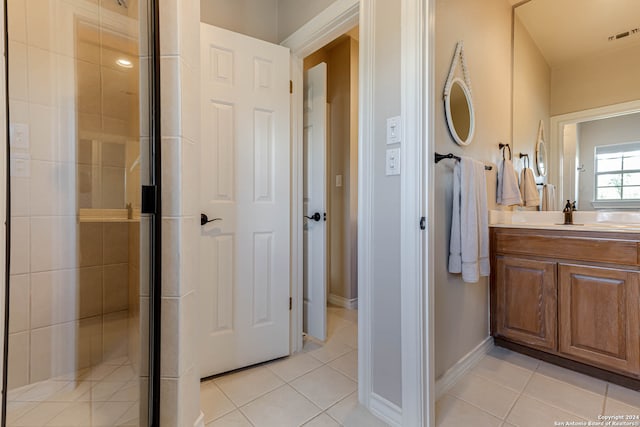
[304,212,322,222]
[201,213,222,226]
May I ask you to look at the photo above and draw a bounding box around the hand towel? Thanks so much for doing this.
[520,167,541,207]
[542,184,556,211]
[449,157,490,283]
[497,158,522,206]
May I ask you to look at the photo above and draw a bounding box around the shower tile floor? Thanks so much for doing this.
[199,305,388,427]
[6,357,139,426]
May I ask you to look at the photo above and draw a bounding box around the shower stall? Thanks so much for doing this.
[1,0,160,425]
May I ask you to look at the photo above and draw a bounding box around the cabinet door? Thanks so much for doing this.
[558,264,640,375]
[495,256,557,350]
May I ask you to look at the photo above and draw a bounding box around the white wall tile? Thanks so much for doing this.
[181,139,199,216]
[30,321,77,382]
[8,41,28,101]
[31,269,79,329]
[103,223,129,264]
[27,46,54,106]
[25,0,52,50]
[103,310,129,361]
[9,274,29,333]
[8,332,30,389]
[29,104,56,162]
[180,60,199,143]
[160,57,181,137]
[7,0,27,43]
[79,266,103,319]
[160,377,179,426]
[161,138,181,216]
[160,297,180,377]
[103,263,129,313]
[158,0,178,56]
[10,217,29,275]
[79,222,103,268]
[78,315,103,369]
[30,217,78,272]
[10,177,30,217]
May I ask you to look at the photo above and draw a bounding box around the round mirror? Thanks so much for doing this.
[445,77,475,146]
[536,138,547,177]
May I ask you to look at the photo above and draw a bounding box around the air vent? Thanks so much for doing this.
[608,27,639,41]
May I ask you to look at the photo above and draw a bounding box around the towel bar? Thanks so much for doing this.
[434,152,492,170]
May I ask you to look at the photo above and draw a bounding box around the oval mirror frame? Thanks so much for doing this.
[536,138,547,177]
[444,77,475,146]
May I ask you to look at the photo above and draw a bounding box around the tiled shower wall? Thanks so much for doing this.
[6,0,140,389]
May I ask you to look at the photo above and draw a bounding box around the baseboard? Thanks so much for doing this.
[194,411,205,427]
[369,393,402,427]
[435,336,494,399]
[328,293,358,309]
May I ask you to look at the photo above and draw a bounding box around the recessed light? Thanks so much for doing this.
[116,58,133,68]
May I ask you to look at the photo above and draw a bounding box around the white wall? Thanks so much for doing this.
[434,0,512,379]
[576,113,640,210]
[551,44,640,116]
[370,0,402,407]
[200,0,279,43]
[278,0,339,42]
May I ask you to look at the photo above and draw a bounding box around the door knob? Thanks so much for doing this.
[201,213,222,226]
[304,212,322,222]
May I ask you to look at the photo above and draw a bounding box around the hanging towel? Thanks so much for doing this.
[520,168,541,207]
[542,184,556,211]
[497,158,522,206]
[449,157,490,283]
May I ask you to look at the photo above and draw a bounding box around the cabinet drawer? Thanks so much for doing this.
[494,231,639,266]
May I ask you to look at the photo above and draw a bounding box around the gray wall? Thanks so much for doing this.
[371,0,402,407]
[434,0,512,379]
[200,0,279,43]
[577,113,640,210]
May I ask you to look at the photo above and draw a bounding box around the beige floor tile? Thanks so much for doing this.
[487,347,540,371]
[436,394,502,427]
[46,402,91,426]
[84,364,119,381]
[16,381,70,402]
[102,365,136,383]
[92,401,137,426]
[12,402,70,427]
[108,381,139,402]
[523,373,604,420]
[607,384,640,409]
[329,350,358,381]
[307,339,354,364]
[267,352,323,382]
[304,413,341,426]
[116,402,140,424]
[604,398,640,417]
[206,409,253,427]
[448,373,519,419]
[215,366,284,406]
[240,384,321,427]
[200,380,236,423]
[91,381,127,402]
[507,395,587,427]
[6,401,39,424]
[291,365,357,410]
[342,406,390,427]
[326,392,359,424]
[536,361,607,395]
[472,353,534,392]
[330,324,358,348]
[327,315,352,337]
[47,381,93,402]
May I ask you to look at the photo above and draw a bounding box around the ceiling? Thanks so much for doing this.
[515,0,640,67]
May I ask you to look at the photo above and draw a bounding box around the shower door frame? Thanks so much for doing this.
[0,1,163,425]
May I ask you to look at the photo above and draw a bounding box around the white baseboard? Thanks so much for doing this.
[435,336,494,399]
[194,411,205,427]
[369,393,402,427]
[328,293,358,309]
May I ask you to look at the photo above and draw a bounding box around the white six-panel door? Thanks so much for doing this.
[199,23,291,377]
[303,63,327,341]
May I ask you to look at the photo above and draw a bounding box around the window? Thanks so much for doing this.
[595,142,640,201]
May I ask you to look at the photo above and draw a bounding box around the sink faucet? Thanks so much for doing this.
[563,200,576,224]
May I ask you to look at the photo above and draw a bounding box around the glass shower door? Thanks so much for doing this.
[2,0,157,425]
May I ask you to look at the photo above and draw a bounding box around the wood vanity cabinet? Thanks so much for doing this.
[490,227,640,380]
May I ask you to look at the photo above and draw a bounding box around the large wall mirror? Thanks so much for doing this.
[512,0,640,210]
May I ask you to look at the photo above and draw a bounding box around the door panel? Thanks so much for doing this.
[199,23,291,377]
[559,264,640,374]
[303,63,328,341]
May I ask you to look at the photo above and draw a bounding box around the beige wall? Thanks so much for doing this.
[551,44,640,116]
[434,0,512,379]
[513,15,550,180]
[304,35,359,302]
[278,0,339,42]
[200,0,279,43]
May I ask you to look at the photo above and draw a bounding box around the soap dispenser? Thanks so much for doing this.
[563,200,573,225]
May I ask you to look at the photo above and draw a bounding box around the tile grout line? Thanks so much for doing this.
[503,366,537,423]
[601,383,609,416]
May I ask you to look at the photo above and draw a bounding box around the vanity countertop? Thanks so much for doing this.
[489,210,640,233]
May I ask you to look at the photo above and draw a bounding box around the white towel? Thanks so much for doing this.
[449,157,490,283]
[542,184,556,211]
[497,158,522,206]
[520,168,541,207]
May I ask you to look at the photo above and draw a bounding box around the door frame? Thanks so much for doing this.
[282,0,433,425]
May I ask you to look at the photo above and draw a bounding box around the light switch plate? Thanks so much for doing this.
[386,116,402,144]
[10,123,29,150]
[386,148,401,176]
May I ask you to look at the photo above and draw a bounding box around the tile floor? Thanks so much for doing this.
[437,346,640,427]
[6,357,139,426]
[200,305,388,427]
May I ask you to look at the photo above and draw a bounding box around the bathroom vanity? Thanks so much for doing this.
[490,212,640,387]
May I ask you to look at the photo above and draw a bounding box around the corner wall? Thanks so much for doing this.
[434,0,512,379]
